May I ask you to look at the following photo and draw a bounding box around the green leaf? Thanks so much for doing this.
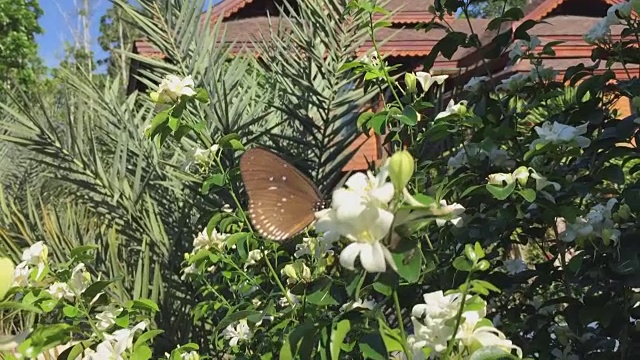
[195,88,209,103]
[202,173,226,193]
[358,332,387,360]
[229,139,245,150]
[225,232,250,250]
[330,319,351,360]
[148,109,171,137]
[69,245,98,260]
[453,256,473,272]
[81,280,113,301]
[130,345,153,360]
[399,106,419,126]
[219,133,241,148]
[339,61,364,72]
[370,113,387,134]
[62,305,79,318]
[129,298,160,313]
[133,329,164,350]
[473,242,485,260]
[596,165,625,184]
[168,116,180,131]
[373,20,392,29]
[357,111,374,129]
[280,322,316,359]
[517,188,536,202]
[465,244,477,262]
[391,250,422,283]
[215,310,261,335]
[485,181,516,200]
[306,277,338,306]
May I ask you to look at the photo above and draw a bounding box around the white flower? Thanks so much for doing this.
[193,229,228,252]
[278,290,300,307]
[504,259,528,275]
[156,75,197,103]
[434,200,465,227]
[456,310,523,357]
[508,37,540,61]
[447,144,484,171]
[463,76,488,92]
[530,122,591,150]
[487,172,515,186]
[96,305,122,331]
[294,236,335,258]
[222,319,252,346]
[412,290,466,322]
[246,250,264,267]
[12,261,30,287]
[331,163,395,222]
[585,19,611,44]
[435,100,467,120]
[99,322,147,358]
[70,263,91,294]
[181,263,198,280]
[496,73,529,92]
[486,146,514,168]
[340,298,376,312]
[315,161,397,273]
[47,282,75,301]
[21,241,47,265]
[193,144,219,163]
[415,72,448,94]
[606,1,632,25]
[530,171,561,192]
[338,224,396,273]
[83,339,121,360]
[181,351,200,360]
[557,217,594,242]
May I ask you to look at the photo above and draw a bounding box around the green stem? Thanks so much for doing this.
[443,270,473,358]
[354,270,366,300]
[368,13,402,106]
[393,290,412,360]
[264,255,295,307]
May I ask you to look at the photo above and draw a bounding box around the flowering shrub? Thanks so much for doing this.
[4,0,640,359]
[0,242,163,359]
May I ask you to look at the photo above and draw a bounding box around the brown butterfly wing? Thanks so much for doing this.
[240,147,322,241]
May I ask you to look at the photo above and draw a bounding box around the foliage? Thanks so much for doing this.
[98,2,140,79]
[3,0,640,359]
[0,0,44,91]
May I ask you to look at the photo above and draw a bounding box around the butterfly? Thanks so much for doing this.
[240,147,326,241]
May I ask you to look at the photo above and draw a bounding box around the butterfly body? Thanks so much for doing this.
[240,147,324,241]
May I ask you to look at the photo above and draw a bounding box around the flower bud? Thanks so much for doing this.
[282,264,298,282]
[389,150,415,191]
[301,263,312,282]
[487,173,514,186]
[404,72,417,95]
[150,91,160,103]
[616,204,631,221]
[513,166,530,187]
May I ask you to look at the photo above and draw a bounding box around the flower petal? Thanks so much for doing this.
[339,243,364,270]
[359,242,387,273]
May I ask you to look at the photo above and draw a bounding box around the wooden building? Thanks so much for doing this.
[130,0,638,171]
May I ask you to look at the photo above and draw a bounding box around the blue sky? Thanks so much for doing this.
[36,0,110,70]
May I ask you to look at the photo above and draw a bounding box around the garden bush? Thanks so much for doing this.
[2,0,640,359]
